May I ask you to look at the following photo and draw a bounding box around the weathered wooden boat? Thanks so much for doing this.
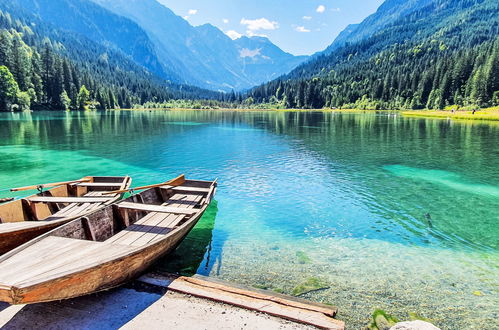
[0,176,131,254]
[0,175,217,304]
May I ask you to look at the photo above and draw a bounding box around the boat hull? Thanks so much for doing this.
[2,206,205,305]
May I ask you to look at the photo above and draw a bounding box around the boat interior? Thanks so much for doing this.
[0,176,130,224]
[47,179,214,245]
[0,179,215,290]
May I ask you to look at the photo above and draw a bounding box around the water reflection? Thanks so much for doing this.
[156,201,223,276]
[0,110,498,251]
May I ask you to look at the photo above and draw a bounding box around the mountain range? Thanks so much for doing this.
[0,0,497,111]
[11,0,308,92]
[93,0,308,92]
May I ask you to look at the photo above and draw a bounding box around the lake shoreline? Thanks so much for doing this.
[119,107,499,122]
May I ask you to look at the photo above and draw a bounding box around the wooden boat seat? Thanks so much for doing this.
[27,197,113,203]
[70,183,124,187]
[20,191,116,223]
[160,186,211,193]
[117,202,198,215]
[0,237,133,287]
[107,193,203,247]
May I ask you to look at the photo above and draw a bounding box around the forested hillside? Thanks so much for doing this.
[0,2,222,111]
[249,0,499,109]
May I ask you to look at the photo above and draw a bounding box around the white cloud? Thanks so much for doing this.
[223,18,229,24]
[240,18,279,32]
[183,16,189,20]
[303,16,312,20]
[226,30,242,40]
[239,48,261,58]
[188,9,198,15]
[246,31,268,38]
[331,8,341,12]
[295,26,311,33]
[316,5,326,13]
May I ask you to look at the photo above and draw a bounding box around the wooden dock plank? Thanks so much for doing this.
[138,273,344,330]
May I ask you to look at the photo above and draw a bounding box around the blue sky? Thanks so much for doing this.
[158,0,384,56]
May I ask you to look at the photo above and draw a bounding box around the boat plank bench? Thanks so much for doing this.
[117,202,198,215]
[27,197,114,203]
[160,186,211,193]
[70,183,124,188]
[109,193,203,246]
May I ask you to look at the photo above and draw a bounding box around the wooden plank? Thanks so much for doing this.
[138,273,344,330]
[132,194,200,245]
[107,193,200,245]
[130,214,184,246]
[21,199,37,221]
[146,215,185,245]
[0,238,106,284]
[82,217,96,241]
[165,194,203,208]
[0,238,87,280]
[28,197,112,203]
[117,202,198,215]
[104,175,185,195]
[161,186,210,193]
[71,183,124,188]
[106,213,171,245]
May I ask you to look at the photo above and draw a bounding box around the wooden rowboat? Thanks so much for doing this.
[0,177,217,304]
[0,176,131,255]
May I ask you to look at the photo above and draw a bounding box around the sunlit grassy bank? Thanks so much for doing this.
[402,107,499,121]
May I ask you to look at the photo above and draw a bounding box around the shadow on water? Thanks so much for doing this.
[154,200,226,276]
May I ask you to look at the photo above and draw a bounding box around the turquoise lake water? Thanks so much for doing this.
[0,110,498,328]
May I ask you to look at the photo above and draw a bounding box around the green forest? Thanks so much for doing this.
[0,0,498,111]
[248,0,499,110]
[0,7,223,111]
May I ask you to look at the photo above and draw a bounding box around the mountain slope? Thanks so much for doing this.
[92,0,308,91]
[12,0,180,82]
[250,0,499,109]
[0,0,222,111]
[323,0,434,55]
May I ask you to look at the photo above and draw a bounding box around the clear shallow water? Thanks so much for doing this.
[0,110,498,328]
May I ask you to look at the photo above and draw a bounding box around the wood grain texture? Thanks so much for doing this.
[0,178,217,305]
[0,176,131,255]
[138,273,344,330]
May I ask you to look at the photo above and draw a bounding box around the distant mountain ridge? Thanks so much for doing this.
[91,0,308,91]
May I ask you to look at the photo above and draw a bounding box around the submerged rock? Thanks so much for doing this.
[390,320,441,330]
